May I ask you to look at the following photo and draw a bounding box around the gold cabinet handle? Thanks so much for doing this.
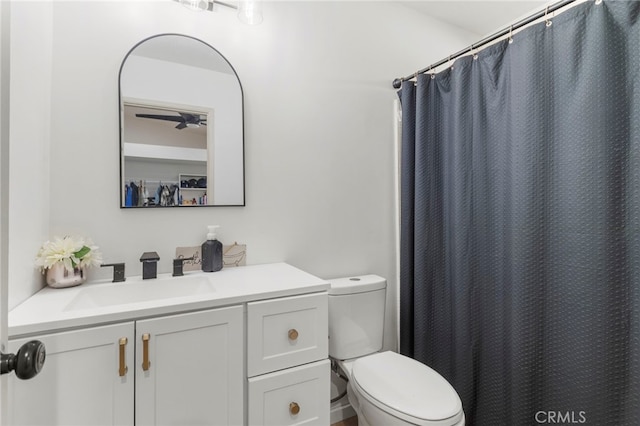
[142,333,150,371]
[118,337,128,377]
[288,328,299,341]
[289,402,300,415]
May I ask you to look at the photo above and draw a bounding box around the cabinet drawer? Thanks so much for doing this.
[248,359,330,426]
[247,292,328,376]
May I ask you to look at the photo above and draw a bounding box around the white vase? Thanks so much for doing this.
[46,263,86,288]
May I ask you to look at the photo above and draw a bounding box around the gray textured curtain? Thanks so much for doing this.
[399,2,640,425]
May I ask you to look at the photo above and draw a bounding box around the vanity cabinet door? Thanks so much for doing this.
[135,306,244,426]
[7,322,135,426]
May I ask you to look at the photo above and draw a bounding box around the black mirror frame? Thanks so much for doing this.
[117,33,246,208]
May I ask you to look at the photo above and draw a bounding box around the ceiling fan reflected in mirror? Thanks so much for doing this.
[135,112,207,129]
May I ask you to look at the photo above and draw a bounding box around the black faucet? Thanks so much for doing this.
[101,263,126,282]
[172,257,194,277]
[139,252,160,280]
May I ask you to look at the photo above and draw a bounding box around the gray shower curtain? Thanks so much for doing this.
[399,2,640,425]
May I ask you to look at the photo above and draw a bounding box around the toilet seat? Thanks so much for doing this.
[350,352,464,425]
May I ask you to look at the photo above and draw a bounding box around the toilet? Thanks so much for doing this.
[328,275,465,426]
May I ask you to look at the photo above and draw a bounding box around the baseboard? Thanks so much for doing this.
[331,397,356,424]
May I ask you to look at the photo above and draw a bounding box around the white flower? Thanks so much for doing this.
[35,236,102,272]
[77,242,103,269]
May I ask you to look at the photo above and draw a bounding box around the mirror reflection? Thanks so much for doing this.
[119,34,245,207]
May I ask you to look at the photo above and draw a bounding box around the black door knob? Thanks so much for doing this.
[0,340,46,380]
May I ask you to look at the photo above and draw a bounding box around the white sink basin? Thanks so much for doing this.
[64,275,216,311]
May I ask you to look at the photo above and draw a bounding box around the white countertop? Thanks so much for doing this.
[9,263,329,338]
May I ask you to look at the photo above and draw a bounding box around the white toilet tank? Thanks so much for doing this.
[328,275,387,360]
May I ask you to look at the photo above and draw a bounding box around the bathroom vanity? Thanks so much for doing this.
[7,263,330,426]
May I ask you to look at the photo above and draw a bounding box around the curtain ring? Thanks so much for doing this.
[448,55,453,69]
[508,25,514,44]
[545,6,553,27]
[429,66,435,79]
[471,45,478,60]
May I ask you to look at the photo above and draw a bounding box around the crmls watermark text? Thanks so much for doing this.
[535,411,587,424]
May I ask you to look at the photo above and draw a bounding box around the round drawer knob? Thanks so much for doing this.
[289,402,300,415]
[288,329,299,341]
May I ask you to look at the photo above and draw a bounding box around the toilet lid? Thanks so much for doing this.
[352,352,463,422]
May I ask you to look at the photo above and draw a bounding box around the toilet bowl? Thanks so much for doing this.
[337,352,464,426]
[328,276,465,426]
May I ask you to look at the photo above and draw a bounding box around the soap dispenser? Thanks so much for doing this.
[201,225,223,272]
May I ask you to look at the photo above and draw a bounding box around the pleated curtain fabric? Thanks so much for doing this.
[399,2,640,424]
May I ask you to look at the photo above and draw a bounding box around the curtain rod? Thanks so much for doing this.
[392,0,578,89]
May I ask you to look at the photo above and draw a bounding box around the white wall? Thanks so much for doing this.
[1,1,12,419]
[8,1,478,354]
[7,2,52,311]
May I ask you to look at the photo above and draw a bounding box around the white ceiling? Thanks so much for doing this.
[399,1,549,36]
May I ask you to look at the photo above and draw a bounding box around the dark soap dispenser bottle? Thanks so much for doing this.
[201,225,223,272]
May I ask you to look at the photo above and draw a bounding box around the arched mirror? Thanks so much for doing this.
[119,34,244,207]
